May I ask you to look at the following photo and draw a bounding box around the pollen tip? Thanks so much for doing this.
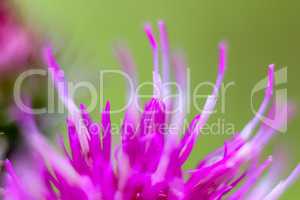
[219,41,228,49]
[105,100,111,111]
[4,159,10,166]
[158,20,165,28]
[4,159,12,172]
[293,164,300,176]
[196,114,201,120]
[79,103,86,110]
[268,155,273,162]
[267,64,275,95]
[42,44,61,73]
[218,41,228,73]
[144,23,157,49]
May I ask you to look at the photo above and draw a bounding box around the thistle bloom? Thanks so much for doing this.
[3,21,300,200]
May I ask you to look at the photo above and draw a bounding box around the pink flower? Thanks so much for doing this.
[3,21,300,200]
[0,1,32,74]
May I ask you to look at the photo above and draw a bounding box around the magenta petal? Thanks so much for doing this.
[3,21,299,200]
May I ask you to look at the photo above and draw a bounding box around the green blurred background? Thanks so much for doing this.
[17,0,300,199]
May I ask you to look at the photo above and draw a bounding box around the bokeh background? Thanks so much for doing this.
[12,0,300,199]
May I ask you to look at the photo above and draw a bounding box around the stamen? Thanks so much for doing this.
[158,20,170,95]
[267,64,274,96]
[43,46,90,153]
[114,44,139,117]
[264,164,300,200]
[178,42,228,165]
[101,101,111,161]
[228,156,272,199]
[240,64,274,140]
[144,23,161,97]
[171,52,188,131]
[218,41,227,74]
[114,44,137,86]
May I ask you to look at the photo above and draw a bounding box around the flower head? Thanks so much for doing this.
[3,21,300,200]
